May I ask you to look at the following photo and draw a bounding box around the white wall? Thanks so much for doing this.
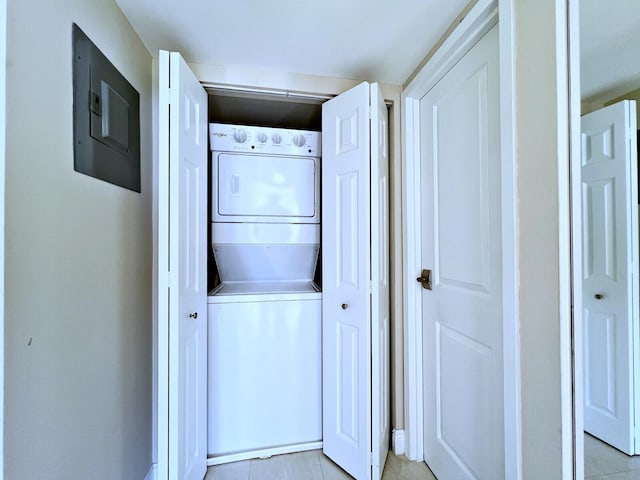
[5,0,153,478]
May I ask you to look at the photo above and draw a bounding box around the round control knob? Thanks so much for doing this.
[292,134,306,147]
[257,132,268,143]
[233,129,247,143]
[272,133,282,145]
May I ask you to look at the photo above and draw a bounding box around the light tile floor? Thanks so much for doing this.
[585,433,640,479]
[207,433,640,480]
[205,450,436,480]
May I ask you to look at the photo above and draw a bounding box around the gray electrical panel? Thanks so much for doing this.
[72,24,140,192]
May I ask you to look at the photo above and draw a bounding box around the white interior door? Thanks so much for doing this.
[322,81,390,480]
[582,100,639,455]
[159,50,208,480]
[420,25,503,479]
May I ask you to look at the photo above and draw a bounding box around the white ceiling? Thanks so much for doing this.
[115,0,469,86]
[115,0,640,104]
[580,0,640,105]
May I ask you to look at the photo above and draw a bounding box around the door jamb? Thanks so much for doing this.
[154,68,403,477]
[568,0,583,477]
[400,1,522,477]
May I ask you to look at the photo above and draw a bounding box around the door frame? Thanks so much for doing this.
[402,0,521,462]
[401,0,509,464]
[402,0,574,479]
[568,1,584,478]
[153,69,403,477]
[401,0,576,477]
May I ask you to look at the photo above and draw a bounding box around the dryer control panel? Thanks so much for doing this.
[209,123,321,156]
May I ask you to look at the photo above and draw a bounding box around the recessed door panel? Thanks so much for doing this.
[337,172,359,288]
[584,310,617,416]
[181,161,202,293]
[436,324,492,479]
[434,65,490,294]
[583,179,617,281]
[337,322,359,444]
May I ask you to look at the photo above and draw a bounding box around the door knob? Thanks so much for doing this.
[594,293,605,300]
[416,269,433,290]
[189,312,198,319]
[341,303,349,310]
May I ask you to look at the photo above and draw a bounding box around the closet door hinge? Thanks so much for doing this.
[369,451,374,467]
[368,280,373,294]
[166,87,172,104]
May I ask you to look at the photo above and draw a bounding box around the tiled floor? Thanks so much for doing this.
[585,433,640,479]
[205,450,436,480]
[206,434,640,480]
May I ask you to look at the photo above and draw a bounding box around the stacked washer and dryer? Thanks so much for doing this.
[207,123,323,459]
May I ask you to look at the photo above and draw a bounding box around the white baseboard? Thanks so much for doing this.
[144,463,157,480]
[207,441,323,466]
[392,429,406,455]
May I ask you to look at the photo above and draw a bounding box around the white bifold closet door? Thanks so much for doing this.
[582,100,640,455]
[158,50,208,480]
[322,81,390,480]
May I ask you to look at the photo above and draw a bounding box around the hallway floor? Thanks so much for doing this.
[586,433,640,479]
[205,449,436,480]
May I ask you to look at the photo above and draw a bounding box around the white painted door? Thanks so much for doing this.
[420,25,503,479]
[322,82,390,480]
[159,51,208,480]
[370,84,390,480]
[582,100,639,455]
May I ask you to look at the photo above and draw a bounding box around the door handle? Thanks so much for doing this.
[594,293,605,300]
[416,269,432,290]
[189,312,198,319]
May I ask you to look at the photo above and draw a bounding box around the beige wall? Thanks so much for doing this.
[515,0,570,476]
[606,87,640,124]
[5,0,153,478]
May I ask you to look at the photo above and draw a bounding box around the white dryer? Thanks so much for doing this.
[209,122,321,293]
[207,123,323,461]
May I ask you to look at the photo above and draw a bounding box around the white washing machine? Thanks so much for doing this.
[207,123,322,460]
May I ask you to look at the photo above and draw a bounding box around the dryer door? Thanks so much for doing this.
[213,152,319,223]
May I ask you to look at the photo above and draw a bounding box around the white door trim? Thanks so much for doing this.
[496,1,521,477]
[157,50,170,480]
[401,1,522,477]
[568,0,584,477]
